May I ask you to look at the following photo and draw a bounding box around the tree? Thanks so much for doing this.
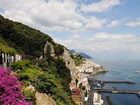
[0,67,31,105]
[54,45,64,56]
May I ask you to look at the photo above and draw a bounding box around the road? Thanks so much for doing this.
[86,90,94,105]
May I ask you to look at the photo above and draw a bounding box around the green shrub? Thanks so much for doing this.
[55,58,71,92]
[54,45,64,56]
[23,89,36,105]
[71,54,85,66]
[23,89,35,101]
[36,72,74,105]
[11,60,31,70]
[18,68,42,83]
[36,73,59,93]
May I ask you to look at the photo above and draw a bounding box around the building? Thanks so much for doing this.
[0,51,22,67]
[93,92,104,105]
[71,88,83,105]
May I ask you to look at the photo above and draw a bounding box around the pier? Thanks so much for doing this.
[95,89,140,95]
[99,80,135,84]
[88,77,140,105]
[89,78,135,84]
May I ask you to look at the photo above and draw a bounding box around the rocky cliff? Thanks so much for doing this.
[61,48,78,81]
[0,15,106,105]
[44,41,106,82]
[44,42,78,82]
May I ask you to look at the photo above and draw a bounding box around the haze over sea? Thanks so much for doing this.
[93,59,140,105]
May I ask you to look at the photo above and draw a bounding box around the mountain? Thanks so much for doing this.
[79,52,93,60]
[69,49,93,59]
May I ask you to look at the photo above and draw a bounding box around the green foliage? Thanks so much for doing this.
[11,60,32,70]
[0,37,17,54]
[0,15,74,105]
[54,44,64,56]
[36,73,59,93]
[0,15,54,57]
[18,68,42,82]
[12,60,42,84]
[12,59,74,105]
[44,44,53,63]
[23,89,36,103]
[36,72,74,105]
[71,54,85,66]
[54,58,71,92]
[36,58,74,105]
[37,59,49,71]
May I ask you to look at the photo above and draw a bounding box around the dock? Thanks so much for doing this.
[99,80,135,84]
[89,78,135,84]
[95,89,140,95]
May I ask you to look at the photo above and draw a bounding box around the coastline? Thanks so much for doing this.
[87,60,140,105]
[75,59,107,105]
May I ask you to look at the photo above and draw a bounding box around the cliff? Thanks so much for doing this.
[0,15,106,105]
[62,48,78,81]
[0,15,75,105]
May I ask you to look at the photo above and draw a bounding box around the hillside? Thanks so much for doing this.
[0,15,76,105]
[0,15,107,105]
[0,15,54,57]
[0,37,17,54]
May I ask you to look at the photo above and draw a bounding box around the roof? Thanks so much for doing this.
[71,88,81,95]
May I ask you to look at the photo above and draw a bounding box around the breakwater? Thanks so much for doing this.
[95,89,140,95]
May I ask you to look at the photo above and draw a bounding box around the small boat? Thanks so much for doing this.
[128,76,133,78]
[112,91,118,93]
[134,71,140,73]
[137,92,140,97]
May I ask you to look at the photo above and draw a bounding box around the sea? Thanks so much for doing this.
[92,60,140,105]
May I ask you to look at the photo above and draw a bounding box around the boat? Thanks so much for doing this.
[128,76,133,78]
[112,91,118,93]
[137,92,140,97]
[134,71,140,73]
[137,94,140,97]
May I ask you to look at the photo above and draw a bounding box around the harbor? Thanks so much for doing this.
[88,77,140,105]
[95,89,140,95]
[96,80,135,84]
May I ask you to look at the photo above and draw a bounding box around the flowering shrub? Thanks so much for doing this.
[0,67,32,105]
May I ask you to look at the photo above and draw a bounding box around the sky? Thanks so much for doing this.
[0,0,140,60]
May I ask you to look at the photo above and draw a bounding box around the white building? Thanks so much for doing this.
[93,92,104,105]
[0,51,22,67]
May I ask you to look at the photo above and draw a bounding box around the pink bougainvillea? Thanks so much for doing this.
[0,67,31,105]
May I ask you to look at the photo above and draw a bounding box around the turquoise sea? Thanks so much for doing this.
[92,60,140,105]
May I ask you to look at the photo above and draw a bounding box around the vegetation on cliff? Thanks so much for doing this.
[0,15,75,105]
[71,53,85,66]
[0,37,17,54]
[0,15,53,57]
[11,59,74,105]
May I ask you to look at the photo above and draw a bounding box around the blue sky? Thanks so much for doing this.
[0,0,140,60]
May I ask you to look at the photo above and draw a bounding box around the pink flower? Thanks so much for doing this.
[0,67,32,105]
